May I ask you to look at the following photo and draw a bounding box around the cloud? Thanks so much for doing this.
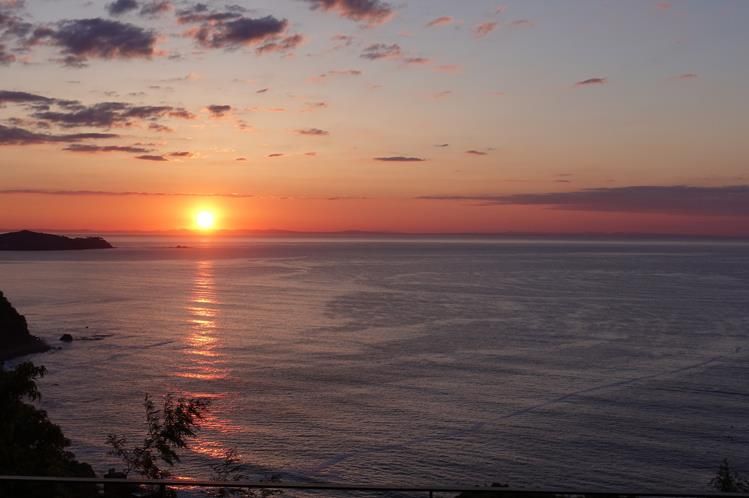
[136,154,167,161]
[303,101,328,111]
[0,124,118,145]
[432,90,452,99]
[677,73,698,80]
[235,157,247,161]
[139,0,172,17]
[256,88,269,93]
[404,56,430,65]
[305,151,317,156]
[63,143,150,153]
[509,19,533,28]
[313,69,362,81]
[177,6,295,54]
[107,0,138,16]
[435,143,449,148]
[148,123,172,132]
[0,89,54,105]
[0,44,15,64]
[296,128,329,136]
[331,34,353,48]
[374,156,425,162]
[466,150,487,155]
[0,188,254,198]
[268,153,284,157]
[656,2,672,10]
[475,21,498,37]
[361,43,400,60]
[300,0,393,25]
[29,100,195,128]
[41,18,158,66]
[207,104,231,117]
[575,77,608,87]
[419,185,749,216]
[426,16,453,28]
[256,33,304,55]
[168,151,192,157]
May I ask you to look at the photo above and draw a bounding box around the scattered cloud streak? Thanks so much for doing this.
[419,186,749,216]
[136,154,167,161]
[361,43,400,60]
[0,188,254,198]
[207,104,231,117]
[63,143,150,153]
[296,128,329,136]
[374,156,425,162]
[0,124,118,145]
[575,77,608,87]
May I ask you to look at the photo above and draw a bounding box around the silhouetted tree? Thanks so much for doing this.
[710,459,749,492]
[106,392,209,497]
[0,361,96,498]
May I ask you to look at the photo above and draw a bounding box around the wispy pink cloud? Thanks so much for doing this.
[426,16,453,28]
[475,22,498,38]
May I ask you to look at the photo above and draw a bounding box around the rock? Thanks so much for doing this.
[0,291,50,360]
[0,230,113,251]
[60,334,73,342]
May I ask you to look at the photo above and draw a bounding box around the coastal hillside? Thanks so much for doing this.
[0,291,49,360]
[0,230,113,251]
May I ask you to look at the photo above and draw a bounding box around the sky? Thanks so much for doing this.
[1,0,748,235]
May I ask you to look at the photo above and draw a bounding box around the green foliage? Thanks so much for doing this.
[0,361,96,498]
[710,459,749,492]
[107,393,210,479]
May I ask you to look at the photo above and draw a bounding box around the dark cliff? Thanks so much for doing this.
[0,291,49,360]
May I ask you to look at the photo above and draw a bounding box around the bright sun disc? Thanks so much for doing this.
[195,211,215,230]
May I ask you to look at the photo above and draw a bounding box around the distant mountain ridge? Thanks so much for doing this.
[0,230,113,251]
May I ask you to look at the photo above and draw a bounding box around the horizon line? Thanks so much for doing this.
[2,228,748,240]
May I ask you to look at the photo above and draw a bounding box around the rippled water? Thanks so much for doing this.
[2,237,749,492]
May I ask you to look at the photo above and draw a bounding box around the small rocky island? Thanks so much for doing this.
[0,291,49,360]
[0,230,113,251]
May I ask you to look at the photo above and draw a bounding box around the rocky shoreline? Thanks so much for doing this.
[0,291,50,362]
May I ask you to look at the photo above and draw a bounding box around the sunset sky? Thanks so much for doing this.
[1,0,748,234]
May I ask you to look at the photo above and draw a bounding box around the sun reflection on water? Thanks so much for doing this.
[176,260,238,464]
[177,260,227,381]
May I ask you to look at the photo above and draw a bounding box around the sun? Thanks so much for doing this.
[195,211,216,230]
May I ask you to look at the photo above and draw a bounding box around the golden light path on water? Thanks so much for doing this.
[177,260,237,460]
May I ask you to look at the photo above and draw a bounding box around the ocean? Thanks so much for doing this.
[2,236,749,492]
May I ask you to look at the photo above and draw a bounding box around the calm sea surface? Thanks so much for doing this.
[2,236,749,492]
